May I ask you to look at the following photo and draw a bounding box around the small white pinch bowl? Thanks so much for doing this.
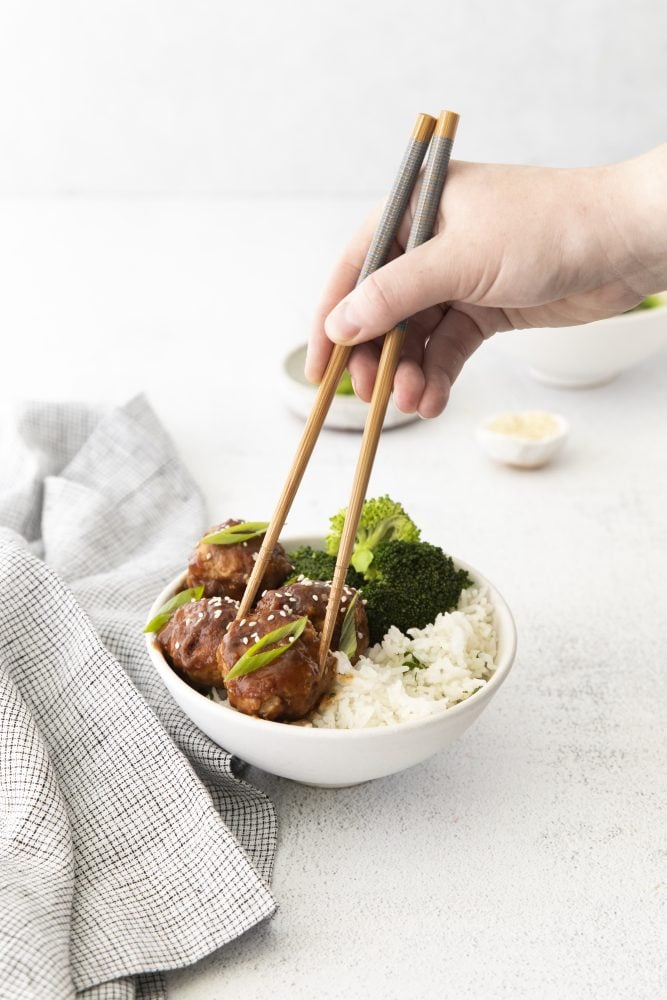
[491,299,667,388]
[476,412,569,469]
[145,536,517,788]
[280,345,418,431]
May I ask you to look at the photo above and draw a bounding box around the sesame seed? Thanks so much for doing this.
[242,637,249,644]
[252,552,258,561]
[362,599,368,605]
[267,614,275,621]
[198,612,204,619]
[289,596,297,602]
[279,611,287,617]
[175,642,180,649]
[214,610,222,619]
[252,632,259,641]
[242,541,248,547]
[205,552,212,560]
[239,619,246,626]
[261,590,267,596]
[249,621,257,627]
[282,604,291,612]
[312,594,319,602]
[341,595,347,603]
[288,636,295,642]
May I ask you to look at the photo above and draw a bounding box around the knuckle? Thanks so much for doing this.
[358,272,395,326]
[428,356,454,386]
[425,383,449,417]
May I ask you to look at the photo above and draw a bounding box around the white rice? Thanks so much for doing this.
[302,584,497,729]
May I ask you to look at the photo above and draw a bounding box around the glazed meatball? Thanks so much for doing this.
[186,518,292,600]
[157,594,238,689]
[256,578,370,662]
[218,611,336,721]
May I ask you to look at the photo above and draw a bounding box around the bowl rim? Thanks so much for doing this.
[145,536,517,738]
[585,297,666,328]
[500,297,667,339]
[280,345,419,430]
[477,410,569,446]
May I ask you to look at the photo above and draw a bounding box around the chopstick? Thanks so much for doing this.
[236,112,437,619]
[318,110,460,666]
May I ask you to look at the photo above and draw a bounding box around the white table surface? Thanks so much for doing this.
[2,197,665,1000]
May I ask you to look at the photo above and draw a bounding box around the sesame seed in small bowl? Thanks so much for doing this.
[476,410,569,469]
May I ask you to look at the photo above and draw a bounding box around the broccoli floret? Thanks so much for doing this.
[287,546,364,588]
[361,540,472,644]
[325,495,421,576]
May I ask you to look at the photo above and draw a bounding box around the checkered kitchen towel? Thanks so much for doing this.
[0,396,276,1000]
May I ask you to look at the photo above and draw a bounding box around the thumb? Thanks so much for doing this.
[324,235,466,345]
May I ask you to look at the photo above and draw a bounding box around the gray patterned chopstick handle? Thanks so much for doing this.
[393,111,459,334]
[406,111,459,253]
[357,113,436,285]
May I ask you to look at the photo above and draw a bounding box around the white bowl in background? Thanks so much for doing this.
[280,345,418,431]
[492,300,667,388]
[476,411,569,469]
[145,536,517,788]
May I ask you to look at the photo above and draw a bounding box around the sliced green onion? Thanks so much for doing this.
[225,616,308,682]
[338,592,359,659]
[336,369,355,396]
[200,521,269,545]
[402,652,425,670]
[144,585,204,633]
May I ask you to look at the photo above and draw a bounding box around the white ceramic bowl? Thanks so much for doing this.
[492,300,667,388]
[145,536,517,787]
[476,411,569,469]
[280,345,418,431]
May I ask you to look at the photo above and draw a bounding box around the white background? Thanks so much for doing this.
[1,0,666,197]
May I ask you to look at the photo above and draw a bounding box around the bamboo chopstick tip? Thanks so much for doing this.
[412,113,437,143]
[435,110,460,140]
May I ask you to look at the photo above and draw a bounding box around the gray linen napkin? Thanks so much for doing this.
[0,396,277,1000]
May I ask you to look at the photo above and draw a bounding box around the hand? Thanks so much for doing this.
[306,144,667,418]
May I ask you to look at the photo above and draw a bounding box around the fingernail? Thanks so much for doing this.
[304,347,322,385]
[326,302,360,342]
[303,344,314,381]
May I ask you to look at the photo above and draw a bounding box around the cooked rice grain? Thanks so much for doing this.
[305,585,497,729]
